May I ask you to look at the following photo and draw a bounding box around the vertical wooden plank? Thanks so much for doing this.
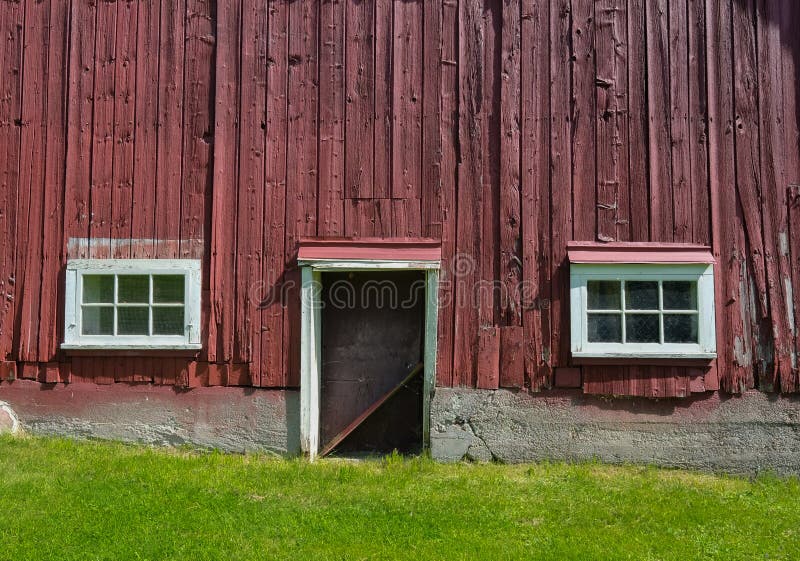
[499,0,522,327]
[391,197,422,237]
[421,0,443,238]
[436,0,458,387]
[392,0,424,241]
[627,0,649,241]
[284,0,319,387]
[453,0,484,387]
[391,2,422,199]
[789,186,800,378]
[261,0,288,387]
[155,0,185,258]
[189,361,209,387]
[318,0,345,235]
[783,0,800,189]
[669,0,692,242]
[235,0,267,372]
[571,0,596,242]
[343,0,374,200]
[688,0,710,245]
[521,0,552,389]
[480,0,500,329]
[182,0,214,366]
[38,0,70,361]
[344,199,391,237]
[111,0,137,258]
[707,0,750,392]
[732,0,769,386]
[209,0,241,363]
[15,0,50,362]
[131,0,160,259]
[596,0,630,243]
[0,0,23,360]
[95,357,114,385]
[373,0,392,200]
[645,0,673,242]
[87,0,117,259]
[181,0,214,261]
[206,362,225,386]
[499,325,524,388]
[783,1,800,380]
[549,0,572,372]
[476,326,500,389]
[757,0,794,391]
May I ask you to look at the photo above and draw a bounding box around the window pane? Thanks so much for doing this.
[83,275,114,304]
[664,314,698,343]
[625,314,660,343]
[587,281,621,310]
[118,275,149,304]
[82,306,114,335]
[663,281,697,310]
[118,307,149,335]
[587,313,622,342]
[625,281,659,310]
[153,275,185,304]
[153,307,184,335]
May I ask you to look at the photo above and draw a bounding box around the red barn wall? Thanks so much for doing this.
[0,0,798,397]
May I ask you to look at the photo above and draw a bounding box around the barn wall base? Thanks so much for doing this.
[4,380,800,475]
[0,381,300,455]
[430,388,800,475]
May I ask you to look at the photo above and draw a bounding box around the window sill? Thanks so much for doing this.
[61,343,202,355]
[571,351,716,366]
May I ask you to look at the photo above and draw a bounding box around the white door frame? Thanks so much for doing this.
[298,259,440,460]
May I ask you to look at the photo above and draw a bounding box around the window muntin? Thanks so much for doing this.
[80,274,185,337]
[570,263,716,359]
[63,259,201,350]
[585,280,699,344]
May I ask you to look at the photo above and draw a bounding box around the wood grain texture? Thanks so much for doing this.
[521,0,552,389]
[1,0,798,397]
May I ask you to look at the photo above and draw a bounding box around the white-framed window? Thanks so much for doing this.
[570,263,716,360]
[62,259,202,351]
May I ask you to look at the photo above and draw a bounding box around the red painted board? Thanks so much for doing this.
[477,326,500,390]
[343,0,374,200]
[499,326,524,389]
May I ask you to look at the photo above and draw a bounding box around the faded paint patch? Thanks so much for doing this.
[67,238,205,260]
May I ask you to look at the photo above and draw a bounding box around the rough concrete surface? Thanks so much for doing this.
[0,381,300,455]
[4,380,800,475]
[0,401,20,434]
[431,388,800,475]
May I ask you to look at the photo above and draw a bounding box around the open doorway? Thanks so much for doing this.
[319,270,425,456]
[297,238,441,460]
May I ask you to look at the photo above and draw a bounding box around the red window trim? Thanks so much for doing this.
[297,237,442,262]
[567,241,715,264]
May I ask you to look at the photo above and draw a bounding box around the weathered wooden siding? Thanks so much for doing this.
[0,0,798,397]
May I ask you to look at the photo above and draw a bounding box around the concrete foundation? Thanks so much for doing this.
[3,381,800,475]
[430,388,800,475]
[0,381,300,455]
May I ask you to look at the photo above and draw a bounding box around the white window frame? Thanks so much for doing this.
[570,263,716,360]
[62,259,202,351]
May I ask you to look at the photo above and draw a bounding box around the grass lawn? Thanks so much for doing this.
[1,436,799,560]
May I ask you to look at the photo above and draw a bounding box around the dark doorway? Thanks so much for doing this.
[319,270,425,456]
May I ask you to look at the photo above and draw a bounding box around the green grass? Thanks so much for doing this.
[1,436,799,560]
